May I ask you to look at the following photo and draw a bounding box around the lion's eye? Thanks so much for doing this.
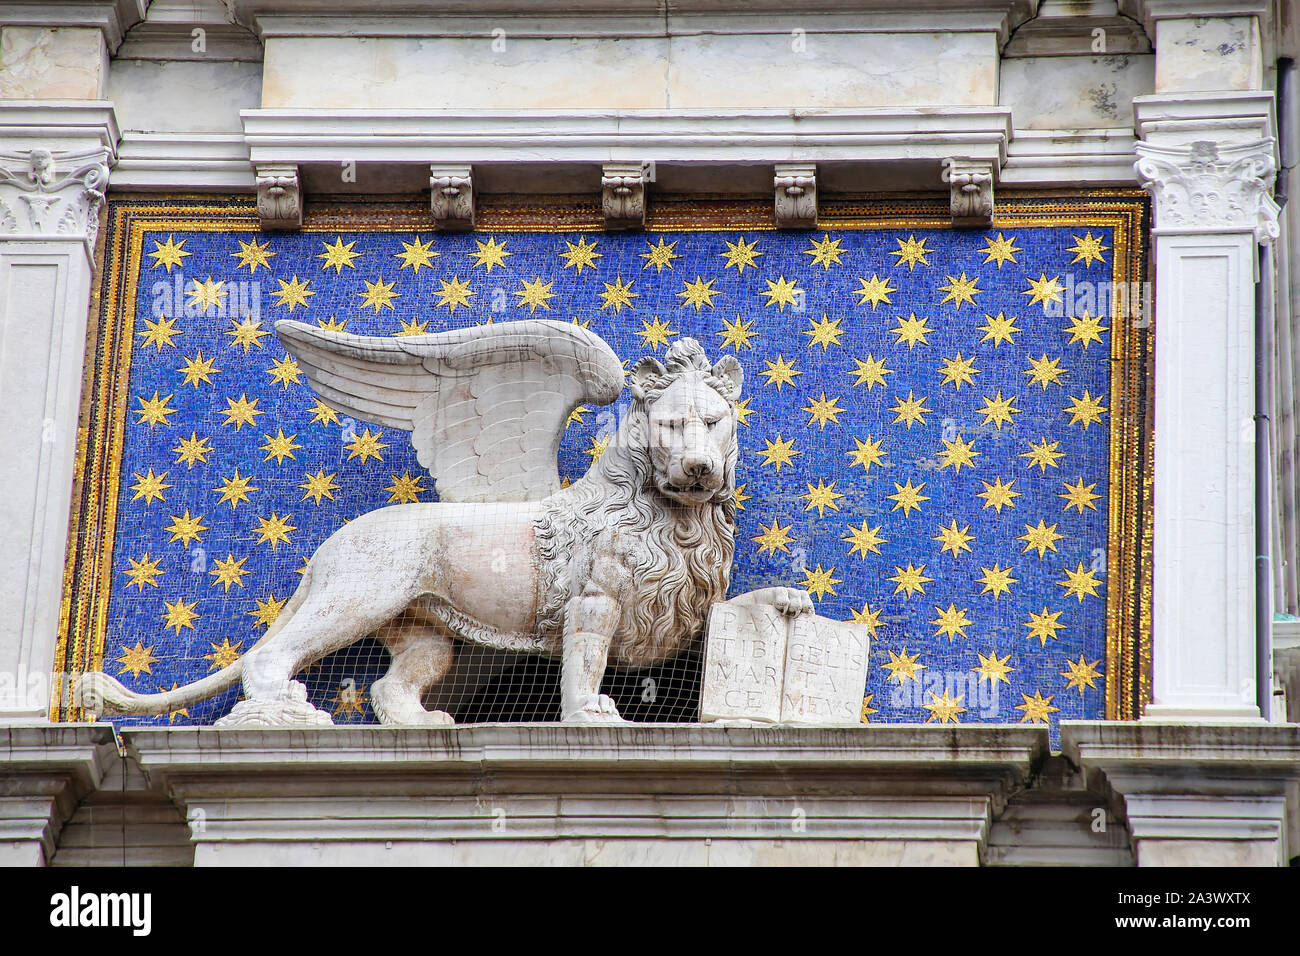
[705,418,722,427]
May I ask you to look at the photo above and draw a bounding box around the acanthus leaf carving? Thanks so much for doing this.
[0,145,111,247]
[1134,138,1280,244]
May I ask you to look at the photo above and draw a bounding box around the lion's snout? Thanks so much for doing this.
[681,451,716,481]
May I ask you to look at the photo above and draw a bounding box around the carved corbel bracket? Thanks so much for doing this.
[941,158,995,228]
[429,164,475,231]
[0,146,111,250]
[1134,138,1280,244]
[601,162,650,230]
[773,164,817,229]
[255,164,302,230]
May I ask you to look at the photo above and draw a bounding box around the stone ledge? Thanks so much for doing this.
[0,725,119,866]
[231,0,1035,45]
[111,131,254,191]
[0,100,120,160]
[0,0,145,53]
[1118,0,1269,42]
[1062,721,1300,866]
[124,722,1048,774]
[1002,129,1138,186]
[1061,720,1300,770]
[118,724,1048,864]
[1133,91,1276,144]
[240,107,1014,168]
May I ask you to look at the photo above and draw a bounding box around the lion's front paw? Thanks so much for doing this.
[562,694,626,724]
[770,587,815,617]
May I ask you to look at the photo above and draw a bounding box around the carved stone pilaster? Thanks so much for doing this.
[1134,139,1280,243]
[941,158,995,228]
[601,162,649,230]
[773,163,817,229]
[0,146,110,252]
[429,164,475,231]
[255,163,302,230]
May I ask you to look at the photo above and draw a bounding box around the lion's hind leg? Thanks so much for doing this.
[371,614,456,727]
[223,579,419,727]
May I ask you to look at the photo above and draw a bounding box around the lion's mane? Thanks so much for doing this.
[533,339,738,665]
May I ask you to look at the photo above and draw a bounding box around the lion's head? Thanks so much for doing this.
[629,338,743,507]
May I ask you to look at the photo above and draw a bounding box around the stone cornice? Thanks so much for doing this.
[1133,91,1276,143]
[1003,129,1139,186]
[1062,721,1300,775]
[125,724,1050,779]
[0,0,146,53]
[1063,721,1300,861]
[0,725,119,863]
[112,132,254,191]
[241,107,1013,167]
[231,0,1035,44]
[0,100,120,158]
[1118,0,1268,40]
[123,724,1047,853]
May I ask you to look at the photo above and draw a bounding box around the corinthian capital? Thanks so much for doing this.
[1134,138,1280,244]
[0,145,111,250]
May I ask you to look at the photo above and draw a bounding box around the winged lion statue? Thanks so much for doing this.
[80,318,813,726]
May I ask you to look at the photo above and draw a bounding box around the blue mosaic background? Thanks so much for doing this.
[104,224,1114,736]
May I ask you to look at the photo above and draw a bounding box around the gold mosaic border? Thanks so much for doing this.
[54,193,1151,722]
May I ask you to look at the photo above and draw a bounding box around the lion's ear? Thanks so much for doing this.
[711,355,743,401]
[630,356,666,401]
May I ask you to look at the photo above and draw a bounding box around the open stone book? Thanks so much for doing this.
[701,595,869,725]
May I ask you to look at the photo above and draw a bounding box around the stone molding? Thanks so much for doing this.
[241,107,1012,167]
[0,0,145,53]
[0,101,120,154]
[231,1,1035,45]
[123,724,1048,864]
[1002,129,1139,186]
[1062,722,1300,866]
[237,108,1013,205]
[1133,91,1275,140]
[1003,1,1152,57]
[112,132,254,191]
[0,725,119,866]
[1134,137,1280,242]
[1118,0,1269,41]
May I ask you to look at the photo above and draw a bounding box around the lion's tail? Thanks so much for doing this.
[78,561,314,718]
[79,665,249,718]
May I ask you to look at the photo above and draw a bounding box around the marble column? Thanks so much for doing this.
[1134,93,1278,720]
[0,102,116,721]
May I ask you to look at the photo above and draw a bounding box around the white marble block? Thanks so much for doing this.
[701,594,868,725]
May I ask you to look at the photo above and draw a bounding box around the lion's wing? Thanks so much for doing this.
[275,319,624,502]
